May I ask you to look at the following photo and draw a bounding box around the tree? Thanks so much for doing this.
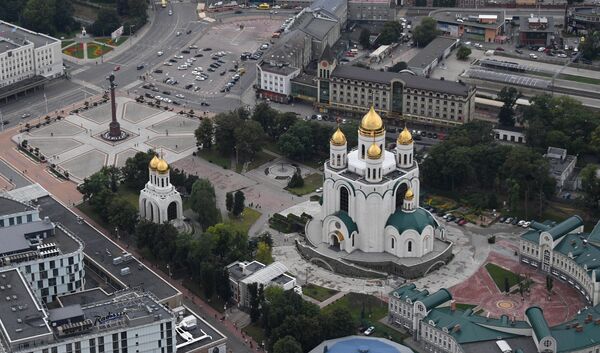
[206,223,249,263]
[256,241,274,264]
[122,150,155,190]
[195,119,214,150]
[580,30,600,60]
[234,120,266,163]
[456,45,472,60]
[107,197,138,234]
[322,307,356,339]
[190,179,221,229]
[388,61,408,72]
[103,166,122,192]
[225,192,234,213]
[497,86,522,127]
[376,21,403,45]
[128,0,148,21]
[273,336,302,353]
[22,0,56,35]
[545,275,554,297]
[248,283,261,322]
[580,164,600,208]
[90,8,121,37]
[359,28,371,49]
[201,262,216,299]
[54,0,75,34]
[214,112,242,156]
[232,190,245,217]
[78,171,109,202]
[287,172,304,188]
[504,277,510,293]
[412,17,439,47]
[252,102,278,138]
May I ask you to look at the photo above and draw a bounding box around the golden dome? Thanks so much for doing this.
[149,155,160,170]
[367,142,382,159]
[405,188,414,200]
[156,159,169,173]
[397,127,413,145]
[330,127,347,146]
[359,106,385,137]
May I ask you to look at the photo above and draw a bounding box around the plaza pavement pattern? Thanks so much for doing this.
[449,251,585,326]
[13,96,201,182]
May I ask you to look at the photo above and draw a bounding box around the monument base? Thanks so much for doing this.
[101,130,129,141]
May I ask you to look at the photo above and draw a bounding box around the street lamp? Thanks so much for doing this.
[129,25,135,47]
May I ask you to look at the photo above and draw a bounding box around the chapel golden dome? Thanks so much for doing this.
[156,159,169,173]
[405,188,414,200]
[149,155,160,170]
[367,142,382,159]
[397,127,413,145]
[359,106,385,137]
[330,127,347,146]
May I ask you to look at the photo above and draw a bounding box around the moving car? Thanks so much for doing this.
[157,51,164,56]
[113,65,121,71]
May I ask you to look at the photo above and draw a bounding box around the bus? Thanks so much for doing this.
[161,0,167,8]
[258,3,270,9]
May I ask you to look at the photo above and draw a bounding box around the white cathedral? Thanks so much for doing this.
[138,155,183,224]
[310,106,443,258]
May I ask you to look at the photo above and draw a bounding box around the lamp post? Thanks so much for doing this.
[129,25,135,47]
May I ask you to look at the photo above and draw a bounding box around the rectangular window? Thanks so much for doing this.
[26,214,32,222]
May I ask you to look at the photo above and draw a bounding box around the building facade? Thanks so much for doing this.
[0,196,85,303]
[407,37,459,77]
[519,16,555,47]
[348,0,397,22]
[226,261,296,308]
[314,50,476,126]
[566,7,600,34]
[256,61,301,103]
[139,155,183,225]
[0,20,63,89]
[433,12,505,43]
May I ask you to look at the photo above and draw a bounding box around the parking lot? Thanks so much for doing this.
[145,18,283,102]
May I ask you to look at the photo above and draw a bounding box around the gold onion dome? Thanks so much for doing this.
[149,155,160,170]
[156,159,169,173]
[330,127,347,146]
[359,106,385,137]
[397,127,413,145]
[367,142,382,159]
[405,188,414,200]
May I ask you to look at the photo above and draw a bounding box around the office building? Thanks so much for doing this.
[519,16,555,47]
[433,11,505,43]
[566,6,600,34]
[544,147,577,191]
[227,261,296,308]
[407,37,459,77]
[348,0,397,22]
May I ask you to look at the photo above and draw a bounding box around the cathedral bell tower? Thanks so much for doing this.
[317,44,336,105]
[396,127,414,169]
[330,127,347,169]
[365,141,383,183]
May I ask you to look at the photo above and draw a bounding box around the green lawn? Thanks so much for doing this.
[303,283,339,302]
[236,150,276,173]
[227,207,262,234]
[485,263,523,292]
[95,36,128,46]
[285,173,323,196]
[61,40,75,48]
[87,42,113,59]
[558,73,600,85]
[62,43,84,59]
[196,149,230,169]
[118,186,140,210]
[242,323,266,346]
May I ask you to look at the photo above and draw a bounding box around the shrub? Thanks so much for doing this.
[488,236,496,244]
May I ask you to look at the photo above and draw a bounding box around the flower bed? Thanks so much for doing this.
[62,43,84,59]
[87,42,113,59]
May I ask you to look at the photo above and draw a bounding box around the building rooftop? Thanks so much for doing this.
[389,283,430,302]
[520,16,555,33]
[309,336,414,353]
[259,61,299,76]
[310,0,346,20]
[432,11,505,29]
[58,288,112,307]
[293,12,338,41]
[0,20,59,49]
[37,196,180,303]
[331,65,471,96]
[461,336,538,353]
[0,196,34,217]
[227,261,266,282]
[407,37,458,71]
[551,303,600,353]
[0,220,55,256]
[291,72,317,86]
[241,261,289,285]
[0,268,51,345]
[0,40,19,54]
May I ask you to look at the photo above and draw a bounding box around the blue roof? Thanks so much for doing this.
[333,211,358,235]
[327,337,412,353]
[386,208,437,234]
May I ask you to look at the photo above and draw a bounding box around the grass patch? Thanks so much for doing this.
[117,185,140,210]
[455,303,477,311]
[485,263,522,292]
[227,207,262,234]
[285,173,322,196]
[87,42,113,59]
[61,40,75,48]
[196,149,230,169]
[372,322,409,343]
[303,283,339,302]
[242,323,265,345]
[237,150,276,173]
[95,36,128,46]
[62,43,84,59]
[558,73,600,85]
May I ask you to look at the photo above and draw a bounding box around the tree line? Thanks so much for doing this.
[89,0,148,37]
[0,0,77,37]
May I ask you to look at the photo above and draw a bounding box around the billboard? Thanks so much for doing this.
[111,26,124,40]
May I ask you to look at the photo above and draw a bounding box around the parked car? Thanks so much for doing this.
[175,94,184,99]
[364,326,375,336]
[181,49,190,54]
[113,65,121,71]
[515,49,524,54]
[200,102,210,106]
[153,69,163,74]
[157,51,164,56]
[499,216,507,223]
[522,221,531,228]
[505,217,514,224]
[495,47,505,51]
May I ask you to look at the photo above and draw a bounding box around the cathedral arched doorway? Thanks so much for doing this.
[167,201,178,221]
[395,183,408,211]
[330,231,343,251]
[148,202,154,222]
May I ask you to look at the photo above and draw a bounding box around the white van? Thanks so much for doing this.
[485,50,495,56]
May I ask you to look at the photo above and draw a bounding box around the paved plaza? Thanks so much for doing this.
[14,96,201,182]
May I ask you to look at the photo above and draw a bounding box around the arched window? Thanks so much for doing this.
[340,186,349,213]
[367,168,371,179]
[407,241,412,252]
[352,234,355,247]
[361,144,365,159]
[391,237,395,249]
[395,184,408,211]
[403,154,407,165]
[336,155,341,166]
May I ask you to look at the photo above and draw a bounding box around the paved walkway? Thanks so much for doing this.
[318,291,347,308]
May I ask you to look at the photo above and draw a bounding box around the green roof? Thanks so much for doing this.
[587,221,600,246]
[386,208,437,234]
[547,215,584,240]
[420,288,452,310]
[554,233,600,280]
[550,304,600,353]
[526,306,551,340]
[389,283,430,302]
[333,211,358,235]
[424,307,523,344]
[521,229,541,243]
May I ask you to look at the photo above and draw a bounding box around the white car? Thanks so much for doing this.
[293,285,302,295]
[175,94,184,99]
[522,221,531,228]
[155,95,162,100]
[192,71,201,75]
[176,31,182,36]
[364,326,375,336]
[464,41,471,46]
[168,10,173,15]
[529,53,538,59]
[195,67,203,71]
[316,187,323,193]
[175,55,184,59]
[164,98,172,103]
[163,62,173,66]
[177,66,187,70]
[195,76,205,81]
[538,47,546,52]
[157,51,164,56]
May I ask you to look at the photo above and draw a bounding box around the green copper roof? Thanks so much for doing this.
[588,221,600,246]
[547,215,584,240]
[554,234,600,282]
[386,208,437,234]
[424,307,522,344]
[551,304,600,353]
[333,211,358,235]
[389,283,430,302]
[420,288,452,310]
[526,306,551,340]
[521,229,541,243]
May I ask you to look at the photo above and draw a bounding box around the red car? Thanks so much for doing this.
[458,219,467,226]
[495,47,505,51]
[113,65,121,71]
